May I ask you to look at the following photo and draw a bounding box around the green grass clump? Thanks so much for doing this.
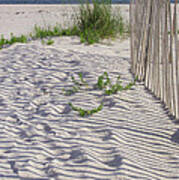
[41,39,54,45]
[95,72,111,90]
[64,86,79,96]
[73,0,128,44]
[69,102,103,117]
[64,73,88,96]
[33,25,78,39]
[33,25,60,39]
[94,72,137,95]
[78,72,88,85]
[0,35,6,49]
[9,33,28,44]
[104,75,138,95]
[0,33,28,49]
[71,72,88,87]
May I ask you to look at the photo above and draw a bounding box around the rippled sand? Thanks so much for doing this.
[0,4,179,180]
[0,36,178,179]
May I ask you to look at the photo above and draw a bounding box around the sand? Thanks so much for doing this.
[0,4,179,180]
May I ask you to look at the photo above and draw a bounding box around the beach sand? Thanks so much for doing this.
[0,4,179,180]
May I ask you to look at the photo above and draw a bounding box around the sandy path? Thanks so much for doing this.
[0,36,178,179]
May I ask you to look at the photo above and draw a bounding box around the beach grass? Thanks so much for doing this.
[0,0,129,48]
[32,0,128,44]
[0,33,28,49]
[74,0,129,44]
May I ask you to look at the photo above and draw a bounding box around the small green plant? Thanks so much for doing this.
[33,25,55,39]
[78,72,88,86]
[71,75,81,87]
[33,24,78,39]
[96,75,104,90]
[0,33,28,49]
[0,35,6,49]
[64,73,88,96]
[65,73,137,117]
[94,72,137,95]
[105,84,123,95]
[95,72,111,90]
[104,75,138,95]
[69,102,103,117]
[123,82,135,90]
[64,86,79,96]
[46,39,54,45]
[41,39,45,45]
[64,72,137,97]
[8,33,28,44]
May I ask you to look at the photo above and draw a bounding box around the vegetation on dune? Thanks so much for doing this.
[0,33,28,49]
[0,2,137,117]
[64,72,137,117]
[0,0,178,48]
[0,0,129,48]
[63,73,88,96]
[69,102,104,117]
[73,0,128,44]
[41,38,55,45]
[31,0,129,44]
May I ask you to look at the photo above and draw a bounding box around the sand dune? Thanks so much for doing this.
[0,4,179,180]
[0,36,178,179]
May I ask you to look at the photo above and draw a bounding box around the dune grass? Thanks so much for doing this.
[32,25,78,39]
[31,0,128,44]
[73,0,128,44]
[34,0,128,44]
[0,0,129,49]
[0,33,28,49]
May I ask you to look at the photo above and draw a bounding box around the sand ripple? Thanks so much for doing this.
[0,38,179,180]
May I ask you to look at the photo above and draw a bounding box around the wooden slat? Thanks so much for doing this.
[130,0,179,121]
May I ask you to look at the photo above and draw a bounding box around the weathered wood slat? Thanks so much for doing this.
[130,0,178,121]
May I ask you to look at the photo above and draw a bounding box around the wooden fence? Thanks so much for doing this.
[130,0,179,120]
